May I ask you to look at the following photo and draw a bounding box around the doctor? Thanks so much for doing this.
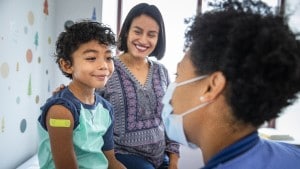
[162,0,300,168]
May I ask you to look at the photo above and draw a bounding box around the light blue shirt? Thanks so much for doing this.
[37,88,114,169]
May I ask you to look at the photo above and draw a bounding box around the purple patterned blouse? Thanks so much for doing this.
[98,57,180,168]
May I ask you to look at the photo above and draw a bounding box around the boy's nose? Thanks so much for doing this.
[98,61,107,70]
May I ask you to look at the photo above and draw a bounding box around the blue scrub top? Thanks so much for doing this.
[203,131,300,169]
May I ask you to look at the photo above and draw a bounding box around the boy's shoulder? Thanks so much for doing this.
[95,93,113,110]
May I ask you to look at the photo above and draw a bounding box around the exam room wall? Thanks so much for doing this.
[276,0,300,141]
[0,0,102,168]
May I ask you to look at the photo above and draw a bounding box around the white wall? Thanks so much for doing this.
[276,0,300,141]
[0,0,56,168]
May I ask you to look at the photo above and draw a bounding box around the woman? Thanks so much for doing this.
[162,0,300,168]
[99,3,180,169]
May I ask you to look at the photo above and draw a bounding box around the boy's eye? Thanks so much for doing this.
[106,56,113,61]
[86,57,96,61]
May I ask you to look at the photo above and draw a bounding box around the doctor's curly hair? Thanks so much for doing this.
[185,0,300,127]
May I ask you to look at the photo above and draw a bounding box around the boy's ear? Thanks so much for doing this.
[59,58,72,74]
[202,71,226,101]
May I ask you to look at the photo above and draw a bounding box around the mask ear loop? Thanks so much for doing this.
[179,101,211,117]
[176,75,208,87]
[176,76,209,117]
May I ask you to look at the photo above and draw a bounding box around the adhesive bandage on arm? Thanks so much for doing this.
[49,118,71,127]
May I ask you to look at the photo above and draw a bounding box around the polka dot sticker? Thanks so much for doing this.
[43,0,49,15]
[26,49,33,63]
[1,62,9,78]
[20,119,27,133]
[28,11,34,25]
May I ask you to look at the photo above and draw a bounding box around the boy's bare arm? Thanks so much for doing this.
[46,105,78,169]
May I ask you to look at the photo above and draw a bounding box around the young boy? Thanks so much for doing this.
[37,20,126,169]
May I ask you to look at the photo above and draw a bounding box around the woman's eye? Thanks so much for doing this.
[134,30,142,35]
[148,33,157,38]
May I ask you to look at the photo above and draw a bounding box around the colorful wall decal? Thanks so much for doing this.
[35,95,40,104]
[20,119,27,133]
[0,62,9,79]
[44,0,49,15]
[27,11,34,26]
[48,36,51,44]
[34,32,39,49]
[38,56,41,63]
[92,7,96,21]
[28,74,32,96]
[26,49,33,63]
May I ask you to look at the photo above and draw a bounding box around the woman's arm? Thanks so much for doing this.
[168,152,179,169]
[103,150,126,169]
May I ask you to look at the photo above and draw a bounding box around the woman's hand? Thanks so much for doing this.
[168,153,179,169]
[52,84,66,95]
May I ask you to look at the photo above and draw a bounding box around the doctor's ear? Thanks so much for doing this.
[202,71,226,101]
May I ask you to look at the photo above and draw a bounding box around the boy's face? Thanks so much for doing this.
[64,40,114,89]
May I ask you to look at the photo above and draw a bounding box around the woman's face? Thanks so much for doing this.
[126,14,159,58]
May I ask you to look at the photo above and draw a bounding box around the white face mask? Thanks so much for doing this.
[162,75,210,148]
